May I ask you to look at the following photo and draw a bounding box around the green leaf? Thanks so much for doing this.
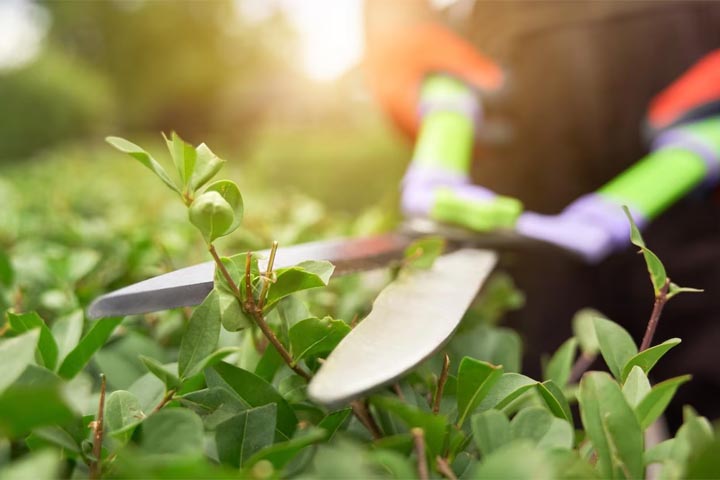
[190,143,225,191]
[644,438,674,465]
[620,338,680,382]
[244,427,328,470]
[476,373,537,412]
[635,375,691,429]
[0,328,40,394]
[215,404,277,468]
[403,236,445,269]
[370,395,447,455]
[204,180,243,234]
[51,310,83,367]
[0,449,61,480]
[255,343,284,382]
[207,362,298,439]
[621,366,651,408]
[128,372,166,413]
[0,386,75,437]
[7,312,57,371]
[572,309,602,355]
[317,408,352,441]
[450,324,522,373]
[536,381,572,422]
[578,371,644,479]
[666,282,703,300]
[58,317,123,379]
[178,290,221,379]
[593,317,637,380]
[666,407,714,477]
[139,356,180,390]
[184,347,239,380]
[685,436,720,478]
[0,250,14,287]
[456,357,503,427]
[163,131,196,188]
[106,136,181,194]
[510,407,573,450]
[544,338,577,388]
[265,260,334,309]
[289,316,350,364]
[179,387,247,430]
[471,409,511,457]
[215,285,253,333]
[189,190,235,243]
[472,440,555,479]
[623,206,667,294]
[141,408,205,456]
[105,390,145,443]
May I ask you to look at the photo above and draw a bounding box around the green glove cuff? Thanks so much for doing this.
[599,117,720,219]
[412,75,478,175]
[430,188,523,231]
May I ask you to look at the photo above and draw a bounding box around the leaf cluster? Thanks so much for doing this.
[0,139,717,479]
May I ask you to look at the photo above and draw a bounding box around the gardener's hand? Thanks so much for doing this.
[516,194,643,264]
[402,163,523,231]
[364,1,503,136]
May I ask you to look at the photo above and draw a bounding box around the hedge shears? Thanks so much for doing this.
[89,74,720,407]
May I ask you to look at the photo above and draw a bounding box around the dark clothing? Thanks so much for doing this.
[450,0,720,429]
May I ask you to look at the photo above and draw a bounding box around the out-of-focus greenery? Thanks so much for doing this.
[0,48,114,159]
[3,1,399,162]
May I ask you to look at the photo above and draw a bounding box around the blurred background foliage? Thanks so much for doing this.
[0,0,410,339]
[1,0,409,214]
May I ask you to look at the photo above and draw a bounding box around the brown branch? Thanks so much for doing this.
[568,352,597,384]
[90,374,107,480]
[151,389,176,414]
[392,383,405,401]
[209,244,242,298]
[640,279,670,351]
[433,354,450,414]
[436,456,458,480]
[411,428,429,480]
[12,288,23,313]
[351,400,382,440]
[209,245,310,380]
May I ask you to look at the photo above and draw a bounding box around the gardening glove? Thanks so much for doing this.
[401,74,523,231]
[517,50,720,263]
[364,12,522,230]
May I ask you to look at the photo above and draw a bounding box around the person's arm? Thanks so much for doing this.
[517,50,720,263]
[364,1,519,229]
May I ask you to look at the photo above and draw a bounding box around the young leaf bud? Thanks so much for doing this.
[189,190,235,242]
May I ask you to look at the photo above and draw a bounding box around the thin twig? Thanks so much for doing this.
[90,374,107,480]
[411,428,429,480]
[433,354,450,414]
[392,383,405,401]
[640,279,670,351]
[350,400,382,440]
[436,456,458,480]
[257,241,278,310]
[210,244,310,380]
[208,244,242,298]
[349,313,360,329]
[568,352,597,384]
[12,288,23,313]
[151,389,176,414]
